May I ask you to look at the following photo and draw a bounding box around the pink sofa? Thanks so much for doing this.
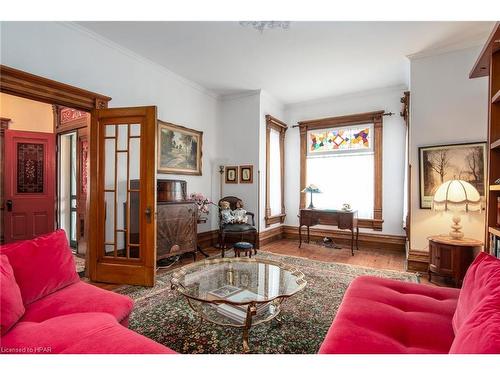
[0,230,175,354]
[319,252,500,354]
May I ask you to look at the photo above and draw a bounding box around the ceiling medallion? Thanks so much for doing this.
[239,21,290,33]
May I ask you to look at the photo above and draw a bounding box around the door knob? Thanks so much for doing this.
[6,200,13,212]
[145,207,152,223]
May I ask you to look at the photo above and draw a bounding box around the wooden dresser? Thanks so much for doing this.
[427,235,483,287]
[130,179,199,261]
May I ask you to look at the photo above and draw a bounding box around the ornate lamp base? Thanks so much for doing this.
[449,215,464,239]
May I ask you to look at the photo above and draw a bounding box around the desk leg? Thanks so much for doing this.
[356,227,359,250]
[298,225,302,248]
[307,226,310,244]
[351,229,354,256]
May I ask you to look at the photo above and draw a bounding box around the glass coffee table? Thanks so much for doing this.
[170,257,307,352]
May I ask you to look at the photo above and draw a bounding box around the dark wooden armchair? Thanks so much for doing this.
[218,196,257,257]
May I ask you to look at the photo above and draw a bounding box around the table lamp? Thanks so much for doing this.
[302,184,322,209]
[432,179,481,239]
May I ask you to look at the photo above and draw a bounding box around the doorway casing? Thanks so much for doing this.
[0,64,111,277]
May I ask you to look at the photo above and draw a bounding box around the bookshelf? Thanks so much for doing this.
[470,22,500,256]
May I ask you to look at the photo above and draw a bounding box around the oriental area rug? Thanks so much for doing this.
[117,250,419,354]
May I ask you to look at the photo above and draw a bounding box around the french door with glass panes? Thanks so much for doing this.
[88,106,157,286]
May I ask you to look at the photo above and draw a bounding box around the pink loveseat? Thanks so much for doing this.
[318,252,500,354]
[0,230,175,354]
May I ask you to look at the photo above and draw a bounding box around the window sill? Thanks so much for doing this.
[265,214,286,227]
[358,218,384,231]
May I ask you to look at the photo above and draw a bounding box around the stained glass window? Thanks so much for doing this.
[307,124,373,155]
[17,143,44,193]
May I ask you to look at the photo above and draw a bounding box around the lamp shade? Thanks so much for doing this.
[301,184,322,193]
[432,180,481,212]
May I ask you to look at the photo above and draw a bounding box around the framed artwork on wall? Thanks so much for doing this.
[157,120,203,175]
[418,142,487,209]
[225,166,238,184]
[239,165,253,183]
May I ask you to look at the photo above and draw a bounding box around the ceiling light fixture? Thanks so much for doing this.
[239,21,290,33]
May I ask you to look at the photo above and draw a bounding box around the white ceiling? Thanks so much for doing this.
[77,21,494,104]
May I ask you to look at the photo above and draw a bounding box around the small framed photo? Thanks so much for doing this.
[239,165,253,184]
[225,166,238,184]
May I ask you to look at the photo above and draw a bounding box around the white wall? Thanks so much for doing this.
[409,47,488,250]
[284,85,408,236]
[259,90,286,232]
[1,21,221,232]
[218,91,261,228]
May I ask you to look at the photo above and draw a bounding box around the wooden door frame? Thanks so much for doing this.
[0,64,111,269]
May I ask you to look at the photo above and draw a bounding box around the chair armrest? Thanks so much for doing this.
[246,212,255,226]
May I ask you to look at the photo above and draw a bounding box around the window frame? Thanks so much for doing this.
[298,110,384,231]
[265,114,287,227]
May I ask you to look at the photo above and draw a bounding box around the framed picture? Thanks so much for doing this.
[239,165,253,183]
[225,166,238,184]
[419,142,487,209]
[157,120,202,175]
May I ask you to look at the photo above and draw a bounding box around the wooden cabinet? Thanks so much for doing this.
[428,236,482,287]
[130,179,199,262]
[157,201,198,260]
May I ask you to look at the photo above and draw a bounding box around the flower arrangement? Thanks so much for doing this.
[189,193,212,218]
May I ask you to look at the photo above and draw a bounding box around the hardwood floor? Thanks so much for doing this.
[262,238,406,271]
[88,238,451,289]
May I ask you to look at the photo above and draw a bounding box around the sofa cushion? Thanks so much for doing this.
[0,230,79,305]
[21,281,133,325]
[0,312,175,354]
[0,255,25,336]
[452,252,500,334]
[318,276,460,354]
[450,297,500,354]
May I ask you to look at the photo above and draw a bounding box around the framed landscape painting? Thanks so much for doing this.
[158,120,202,175]
[418,142,486,209]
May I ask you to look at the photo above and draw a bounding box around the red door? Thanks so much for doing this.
[4,130,55,243]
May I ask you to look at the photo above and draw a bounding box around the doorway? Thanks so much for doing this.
[0,93,56,243]
[55,107,90,255]
[1,65,158,286]
[58,131,78,250]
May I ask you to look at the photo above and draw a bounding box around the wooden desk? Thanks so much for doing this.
[298,208,359,255]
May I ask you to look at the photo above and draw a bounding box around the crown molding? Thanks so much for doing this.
[285,84,408,110]
[60,22,220,100]
[406,38,487,61]
[218,89,262,102]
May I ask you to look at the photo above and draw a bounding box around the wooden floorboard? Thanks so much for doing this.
[88,238,449,290]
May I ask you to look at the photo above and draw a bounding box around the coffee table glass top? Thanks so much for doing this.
[171,257,306,304]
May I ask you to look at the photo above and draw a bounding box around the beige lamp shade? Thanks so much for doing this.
[432,180,481,212]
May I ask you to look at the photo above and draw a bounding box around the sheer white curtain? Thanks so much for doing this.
[269,128,282,216]
[306,153,374,218]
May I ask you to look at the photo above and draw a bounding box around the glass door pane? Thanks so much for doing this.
[103,122,141,260]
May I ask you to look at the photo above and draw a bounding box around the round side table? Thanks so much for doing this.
[427,235,483,287]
